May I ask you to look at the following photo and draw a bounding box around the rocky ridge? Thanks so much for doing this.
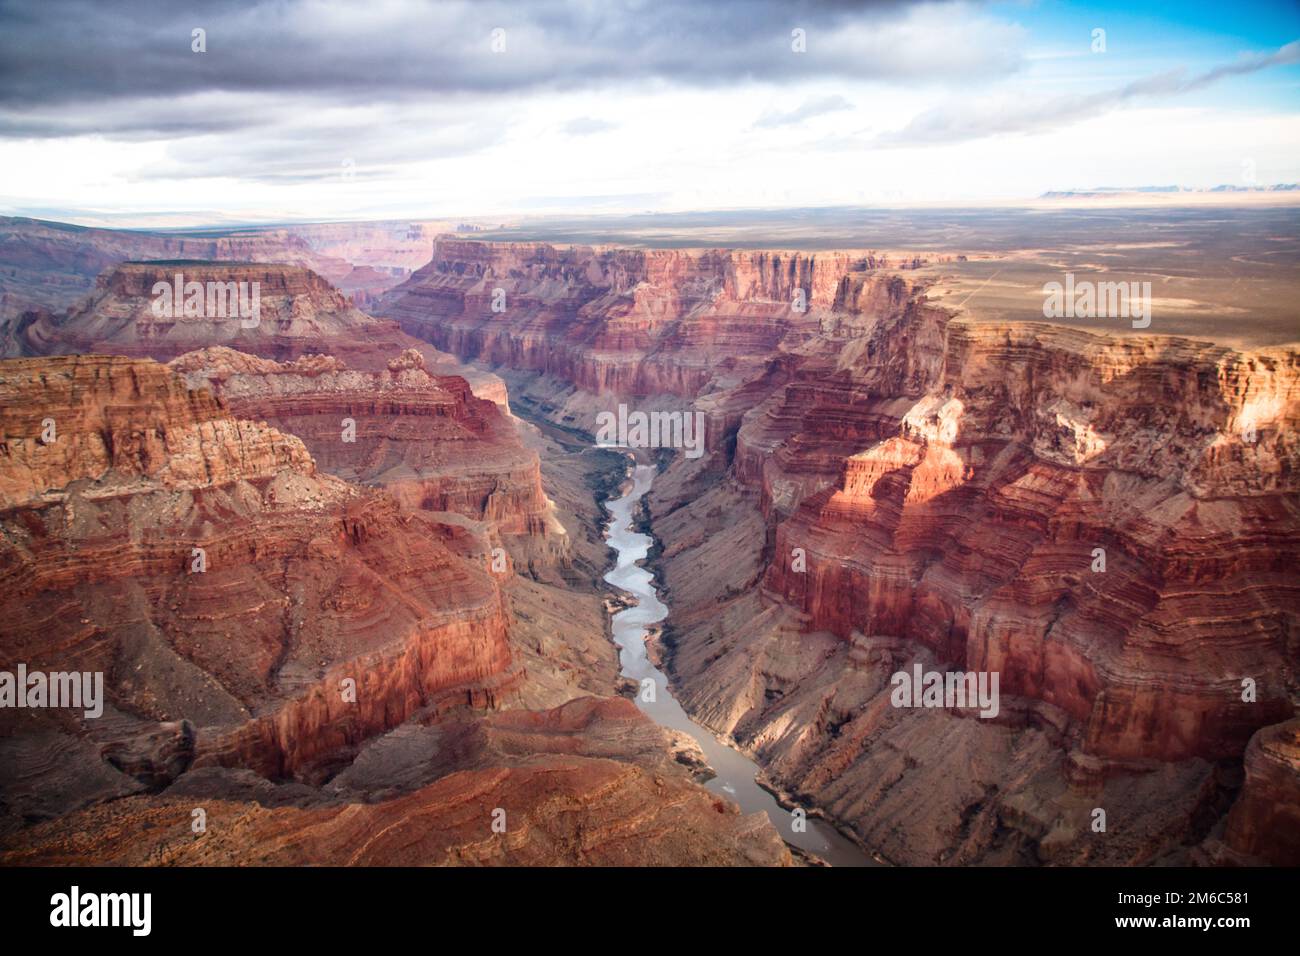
[167,346,563,564]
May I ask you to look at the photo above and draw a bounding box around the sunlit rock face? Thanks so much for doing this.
[0,353,515,791]
[167,347,561,550]
[757,318,1300,766]
[716,312,1296,863]
[377,239,914,402]
[17,262,416,368]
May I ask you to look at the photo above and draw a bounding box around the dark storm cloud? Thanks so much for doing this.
[0,0,1025,186]
[0,0,1017,126]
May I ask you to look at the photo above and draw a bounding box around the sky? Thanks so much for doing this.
[1,0,1298,226]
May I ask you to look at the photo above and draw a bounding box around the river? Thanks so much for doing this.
[602,458,875,867]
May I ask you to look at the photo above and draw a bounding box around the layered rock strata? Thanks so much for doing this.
[10,259,508,404]
[167,346,560,553]
[18,263,413,367]
[377,240,917,408]
[0,354,514,792]
[0,216,346,324]
[385,237,1300,865]
[0,352,790,865]
[1219,718,1300,865]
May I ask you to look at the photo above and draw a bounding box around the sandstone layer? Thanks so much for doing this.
[377,240,919,408]
[19,262,413,366]
[0,216,478,334]
[0,216,347,325]
[1217,717,1300,865]
[7,257,507,404]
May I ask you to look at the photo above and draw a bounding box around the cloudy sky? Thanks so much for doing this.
[1,0,1298,226]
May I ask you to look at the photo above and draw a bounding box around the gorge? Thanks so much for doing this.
[376,235,1300,866]
[603,458,873,866]
[0,220,1295,868]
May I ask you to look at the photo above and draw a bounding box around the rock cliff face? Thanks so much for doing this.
[758,320,1299,765]
[10,258,509,404]
[385,237,1299,865]
[167,346,559,552]
[0,352,789,865]
[0,353,514,787]
[0,216,346,324]
[18,262,416,368]
[377,239,908,403]
[1219,718,1300,865]
[0,217,484,333]
[722,315,1300,863]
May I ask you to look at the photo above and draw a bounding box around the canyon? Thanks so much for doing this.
[0,351,789,865]
[0,254,796,864]
[0,224,1295,868]
[376,236,1300,865]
